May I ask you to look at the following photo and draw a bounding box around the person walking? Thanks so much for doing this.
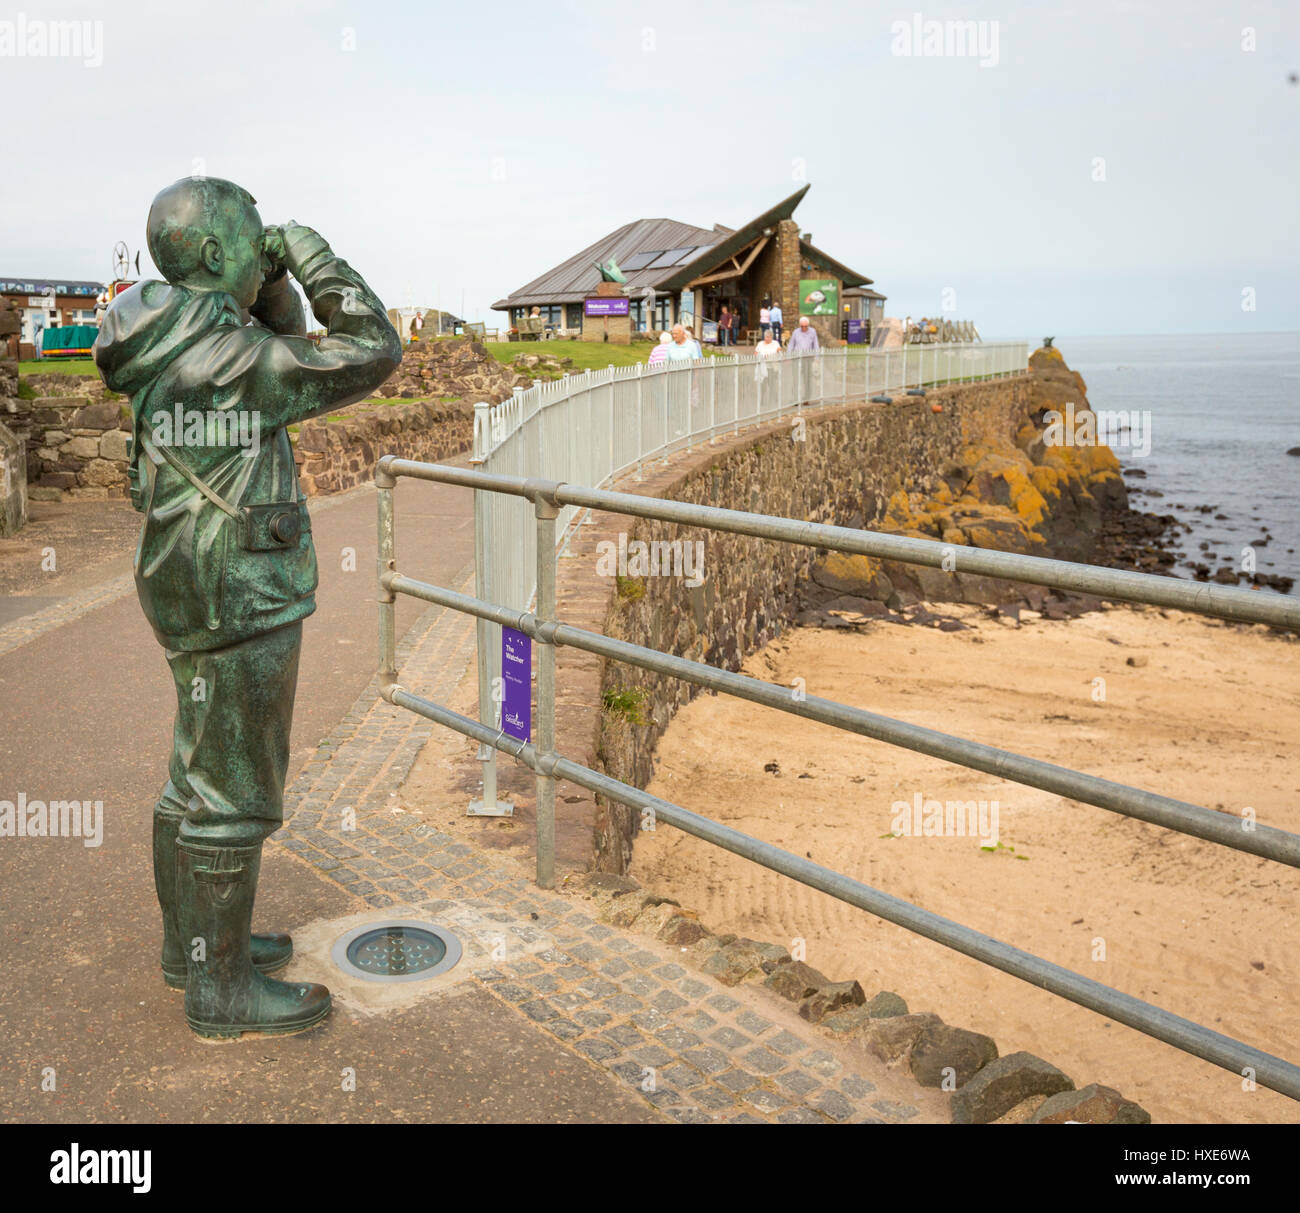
[787,315,820,403]
[788,314,819,351]
[755,329,781,359]
[769,300,783,345]
[647,331,672,367]
[759,302,771,334]
[718,306,733,347]
[665,323,702,362]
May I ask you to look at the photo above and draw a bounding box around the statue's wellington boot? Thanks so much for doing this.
[176,839,331,1039]
[154,804,293,989]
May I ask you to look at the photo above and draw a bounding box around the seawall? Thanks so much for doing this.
[548,352,1127,871]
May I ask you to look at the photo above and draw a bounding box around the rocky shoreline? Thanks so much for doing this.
[794,344,1292,634]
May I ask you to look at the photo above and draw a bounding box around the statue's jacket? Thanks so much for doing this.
[93,236,400,652]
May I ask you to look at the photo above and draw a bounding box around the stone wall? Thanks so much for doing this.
[7,371,474,503]
[0,334,23,533]
[11,380,132,501]
[294,398,473,495]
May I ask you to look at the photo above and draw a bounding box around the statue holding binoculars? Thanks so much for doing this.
[94,178,400,1038]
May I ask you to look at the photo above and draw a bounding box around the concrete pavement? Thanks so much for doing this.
[0,468,940,1124]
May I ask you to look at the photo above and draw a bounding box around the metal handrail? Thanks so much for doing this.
[375,457,1300,1103]
[465,341,1031,813]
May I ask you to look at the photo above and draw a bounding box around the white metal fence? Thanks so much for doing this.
[473,341,1026,616]
[454,339,1028,812]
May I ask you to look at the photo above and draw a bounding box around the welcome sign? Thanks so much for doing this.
[584,297,629,316]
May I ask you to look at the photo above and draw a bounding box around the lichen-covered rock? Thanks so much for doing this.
[861,1012,943,1065]
[698,937,790,986]
[764,961,832,1002]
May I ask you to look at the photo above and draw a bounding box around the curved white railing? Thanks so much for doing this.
[473,341,1027,617]
[452,340,1028,813]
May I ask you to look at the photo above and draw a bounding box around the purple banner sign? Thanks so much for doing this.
[847,318,867,345]
[584,296,630,316]
[501,626,531,743]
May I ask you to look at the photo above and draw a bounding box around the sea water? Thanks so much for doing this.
[1061,332,1300,595]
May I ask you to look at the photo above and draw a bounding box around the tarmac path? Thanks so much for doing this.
[0,468,939,1125]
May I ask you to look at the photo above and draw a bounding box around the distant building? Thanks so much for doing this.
[491,185,880,346]
[0,275,105,358]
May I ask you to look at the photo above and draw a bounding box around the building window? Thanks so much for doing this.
[565,303,582,329]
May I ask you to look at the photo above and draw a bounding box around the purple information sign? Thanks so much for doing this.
[584,296,630,317]
[847,318,867,345]
[501,626,531,743]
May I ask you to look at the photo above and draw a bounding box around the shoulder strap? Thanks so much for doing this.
[147,438,241,520]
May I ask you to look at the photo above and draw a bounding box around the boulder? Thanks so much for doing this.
[657,912,709,947]
[865,990,909,1018]
[949,1051,1074,1124]
[861,1012,942,1065]
[1031,1083,1151,1125]
[822,991,909,1036]
[908,1022,999,1088]
[798,980,866,1023]
[764,961,831,1002]
[699,938,789,986]
[811,551,893,601]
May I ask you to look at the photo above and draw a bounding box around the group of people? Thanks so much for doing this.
[647,313,820,366]
[714,300,823,352]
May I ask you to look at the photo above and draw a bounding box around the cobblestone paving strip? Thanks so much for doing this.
[276,558,925,1125]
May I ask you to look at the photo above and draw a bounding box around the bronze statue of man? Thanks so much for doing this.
[94,178,400,1038]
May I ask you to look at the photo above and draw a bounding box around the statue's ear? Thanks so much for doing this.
[199,235,223,276]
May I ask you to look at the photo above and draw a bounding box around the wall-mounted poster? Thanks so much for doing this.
[799,278,838,316]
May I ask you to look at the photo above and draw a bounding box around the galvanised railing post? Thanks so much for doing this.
[469,401,510,816]
[532,484,560,889]
[376,460,397,694]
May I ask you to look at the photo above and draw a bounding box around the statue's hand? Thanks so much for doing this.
[278,222,330,281]
[261,226,287,275]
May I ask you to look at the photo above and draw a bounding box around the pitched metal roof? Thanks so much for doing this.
[491,186,874,310]
[655,186,813,292]
[491,218,733,310]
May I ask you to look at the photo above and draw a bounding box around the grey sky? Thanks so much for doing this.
[2,0,1296,335]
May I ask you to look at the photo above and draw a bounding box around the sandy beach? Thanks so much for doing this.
[628,603,1299,1123]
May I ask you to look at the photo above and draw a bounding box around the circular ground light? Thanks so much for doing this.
[331,920,462,983]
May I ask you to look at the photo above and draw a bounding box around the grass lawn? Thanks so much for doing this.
[19,358,98,376]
